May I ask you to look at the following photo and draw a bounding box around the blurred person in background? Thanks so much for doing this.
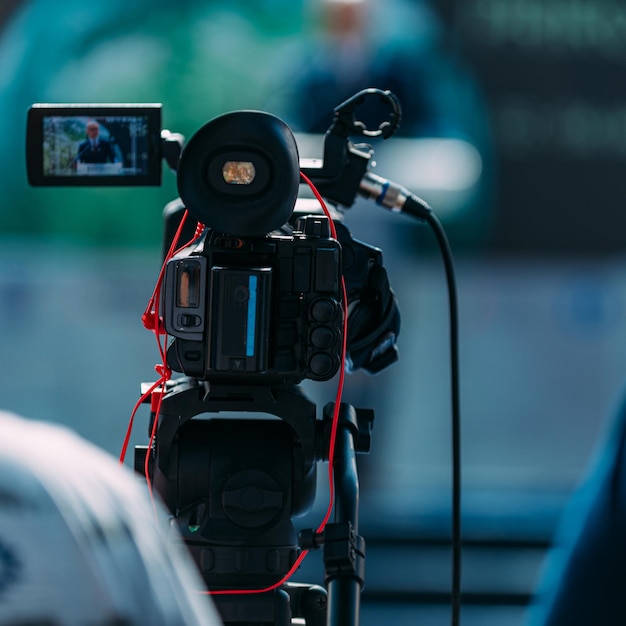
[275,0,455,137]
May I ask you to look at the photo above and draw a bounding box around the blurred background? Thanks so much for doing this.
[2,0,626,624]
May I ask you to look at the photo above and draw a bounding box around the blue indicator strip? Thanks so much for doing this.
[246,275,257,357]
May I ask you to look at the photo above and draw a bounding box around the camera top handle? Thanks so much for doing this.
[300,88,401,209]
[330,87,402,140]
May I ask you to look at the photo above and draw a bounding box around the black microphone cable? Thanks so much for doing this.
[359,171,462,626]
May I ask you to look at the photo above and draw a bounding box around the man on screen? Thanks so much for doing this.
[76,120,117,164]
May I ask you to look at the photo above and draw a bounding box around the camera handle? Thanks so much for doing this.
[330,88,401,140]
[300,88,401,209]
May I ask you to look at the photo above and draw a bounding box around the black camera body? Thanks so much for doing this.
[163,215,343,385]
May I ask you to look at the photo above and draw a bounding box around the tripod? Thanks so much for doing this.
[136,378,372,626]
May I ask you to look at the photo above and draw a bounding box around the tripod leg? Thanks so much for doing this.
[323,404,366,626]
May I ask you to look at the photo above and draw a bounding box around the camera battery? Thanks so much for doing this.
[209,267,271,373]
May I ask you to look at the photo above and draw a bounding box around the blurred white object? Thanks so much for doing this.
[0,410,222,626]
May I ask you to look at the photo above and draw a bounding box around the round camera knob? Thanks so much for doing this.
[308,352,335,378]
[310,326,335,350]
[310,298,338,323]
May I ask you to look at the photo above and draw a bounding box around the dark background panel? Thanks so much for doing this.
[433,0,626,254]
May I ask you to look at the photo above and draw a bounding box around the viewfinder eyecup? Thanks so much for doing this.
[177,111,300,236]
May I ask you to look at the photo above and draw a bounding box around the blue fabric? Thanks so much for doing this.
[527,389,626,625]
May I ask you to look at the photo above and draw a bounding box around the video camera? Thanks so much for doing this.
[26,90,422,626]
[26,92,405,379]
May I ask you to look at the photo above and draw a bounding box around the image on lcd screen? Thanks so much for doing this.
[42,115,151,177]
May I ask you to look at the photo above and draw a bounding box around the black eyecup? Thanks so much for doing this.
[177,111,300,236]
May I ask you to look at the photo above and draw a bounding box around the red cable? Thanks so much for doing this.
[121,185,348,596]
[120,210,202,464]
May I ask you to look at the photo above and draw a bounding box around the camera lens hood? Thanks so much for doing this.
[177,111,300,236]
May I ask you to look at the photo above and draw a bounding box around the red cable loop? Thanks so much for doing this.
[122,187,348,597]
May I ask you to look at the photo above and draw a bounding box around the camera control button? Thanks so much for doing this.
[299,215,331,238]
[309,352,334,378]
[310,298,337,323]
[311,327,335,349]
[178,313,202,328]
